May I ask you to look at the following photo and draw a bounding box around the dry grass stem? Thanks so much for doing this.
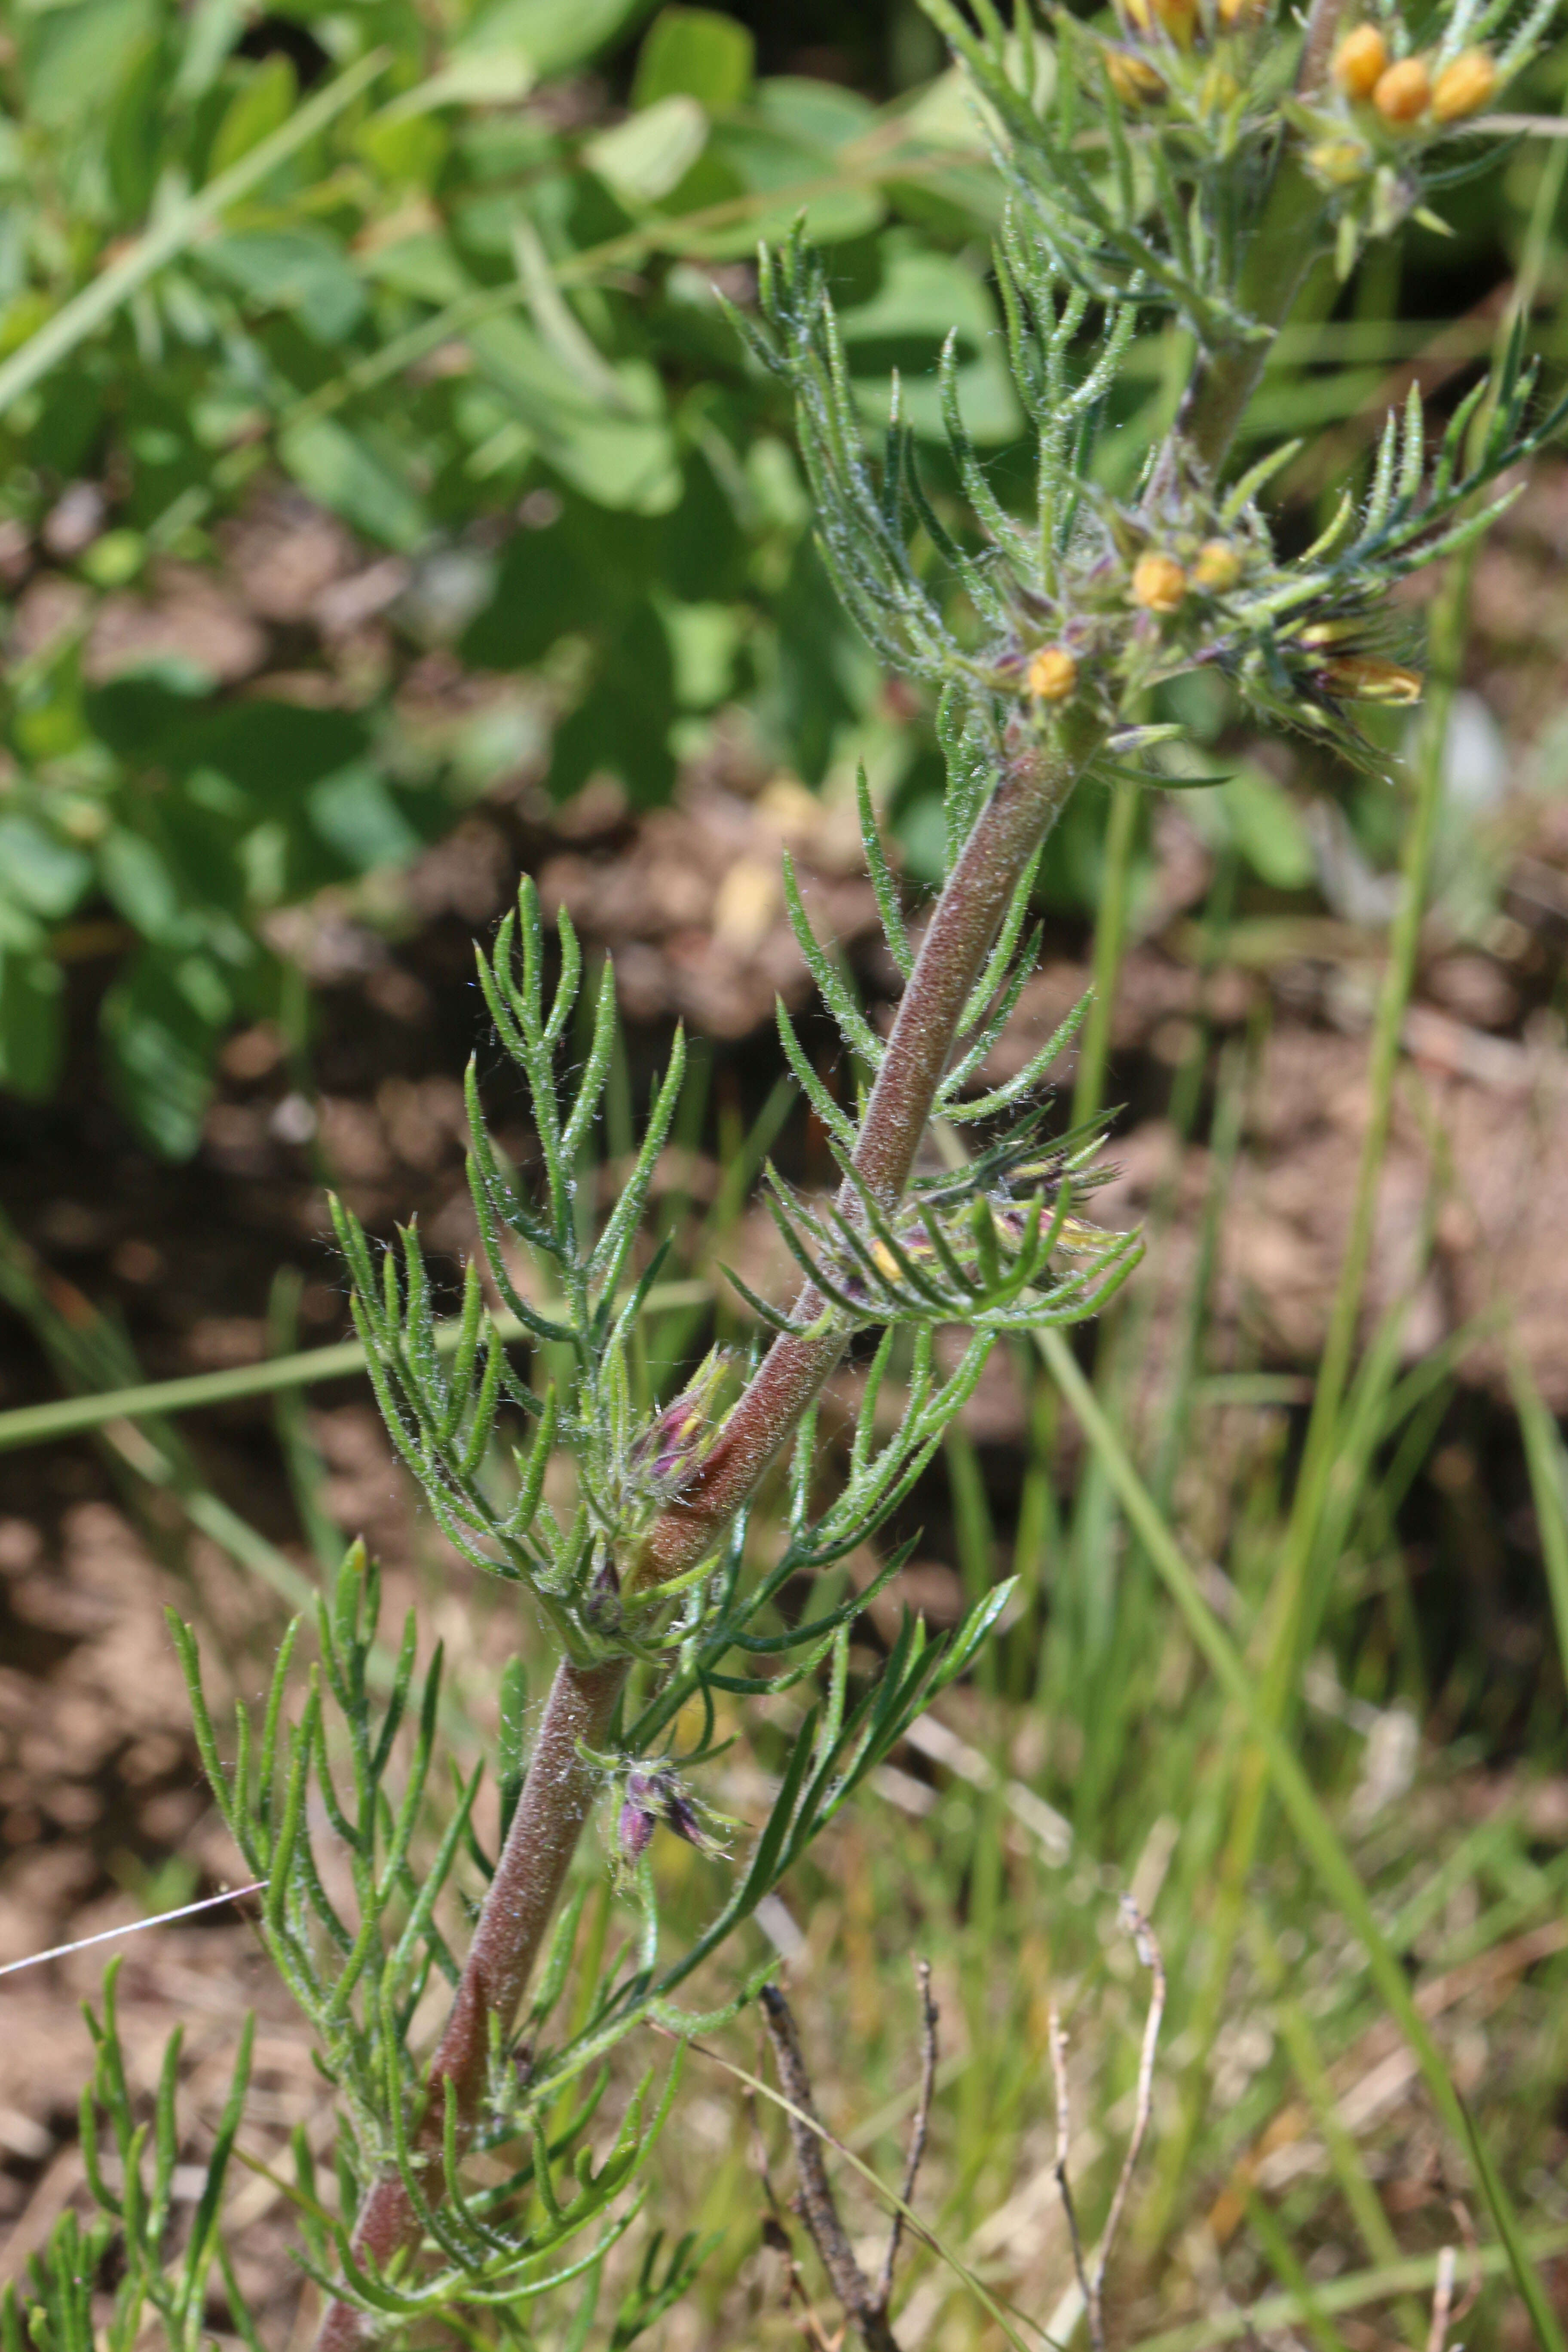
[761,1983,906,2352]
[1053,1902,1168,2352]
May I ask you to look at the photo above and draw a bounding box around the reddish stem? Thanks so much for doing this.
[315,1660,625,2352]
[314,723,1084,2346]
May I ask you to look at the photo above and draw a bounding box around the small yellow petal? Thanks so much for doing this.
[1431,47,1498,121]
[1130,552,1188,615]
[1027,645,1079,703]
[1192,539,1244,592]
[1332,23,1388,97]
[1373,55,1431,123]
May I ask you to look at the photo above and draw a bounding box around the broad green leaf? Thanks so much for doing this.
[175,0,249,98]
[101,950,231,1159]
[308,767,423,872]
[676,119,885,254]
[20,0,156,126]
[458,0,653,78]
[549,603,677,806]
[207,54,297,178]
[1218,763,1315,890]
[374,46,535,116]
[0,950,63,1099]
[355,109,450,187]
[660,599,741,710]
[0,819,92,919]
[467,318,681,514]
[105,32,166,217]
[585,96,709,206]
[358,231,472,304]
[755,76,877,148]
[279,418,429,550]
[99,828,188,945]
[633,7,753,112]
[900,64,984,149]
[202,231,367,343]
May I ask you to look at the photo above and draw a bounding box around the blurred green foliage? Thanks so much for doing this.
[0,0,1559,1158]
[0,0,1019,1152]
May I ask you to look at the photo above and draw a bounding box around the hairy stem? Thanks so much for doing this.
[640,718,1090,1587]
[315,1660,624,2352]
[314,723,1090,2343]
[1177,0,1346,473]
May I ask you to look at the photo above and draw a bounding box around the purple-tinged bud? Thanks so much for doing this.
[629,1351,733,1497]
[618,1793,656,1864]
[616,1764,729,1862]
[581,1554,623,1637]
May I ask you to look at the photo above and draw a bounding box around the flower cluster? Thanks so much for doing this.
[1101,0,1277,116]
[996,452,1424,766]
[1292,0,1550,267]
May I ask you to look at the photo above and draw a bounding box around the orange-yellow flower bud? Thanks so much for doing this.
[1332,23,1388,97]
[1193,540,1244,592]
[1319,655,1423,703]
[1217,0,1269,27]
[1027,645,1079,703]
[1373,55,1431,122]
[1131,552,1188,615]
[1431,47,1498,120]
[1121,0,1197,41]
[1104,45,1166,102]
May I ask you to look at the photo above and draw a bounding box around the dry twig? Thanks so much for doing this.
[1050,1899,1168,2352]
[876,1960,940,2311]
[760,1969,940,2352]
[1424,2245,1458,2352]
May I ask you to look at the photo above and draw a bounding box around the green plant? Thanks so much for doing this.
[6,0,1568,2345]
[0,0,1020,1153]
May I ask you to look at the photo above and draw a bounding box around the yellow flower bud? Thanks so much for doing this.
[1319,655,1423,702]
[1373,55,1431,122]
[1308,135,1373,184]
[1131,552,1188,615]
[1027,646,1079,703]
[1192,539,1244,592]
[1431,47,1498,120]
[1332,23,1388,97]
[1121,0,1197,41]
[1217,0,1269,26]
[1298,618,1360,647]
[1104,45,1166,103]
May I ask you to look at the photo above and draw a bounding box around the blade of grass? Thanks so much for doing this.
[1126,2224,1568,2352]
[1246,1913,1426,2344]
[1156,169,1556,2212]
[1243,2188,1353,2352]
[1037,1325,1567,2352]
[1510,1349,1568,1685]
[0,1281,712,1454]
